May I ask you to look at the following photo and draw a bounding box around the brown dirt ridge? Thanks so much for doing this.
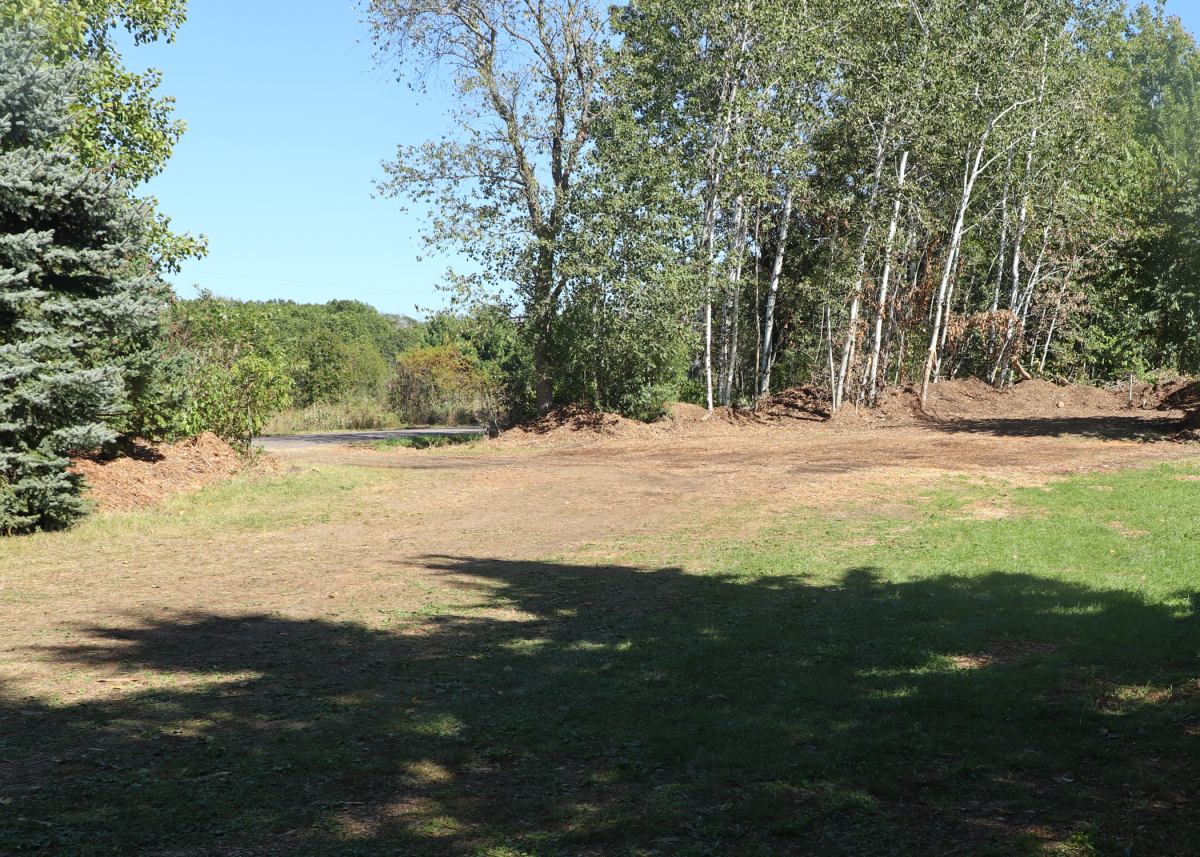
[495,377,1197,448]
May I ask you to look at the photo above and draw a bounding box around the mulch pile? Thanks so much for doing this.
[666,386,832,426]
[494,377,1199,447]
[69,432,245,512]
[1160,380,1200,411]
[491,404,660,448]
[1173,385,1200,440]
[899,378,1122,421]
[833,377,1199,426]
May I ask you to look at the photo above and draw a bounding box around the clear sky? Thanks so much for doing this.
[132,0,1200,318]
[129,1,462,317]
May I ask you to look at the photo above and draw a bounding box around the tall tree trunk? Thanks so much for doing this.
[757,187,796,399]
[720,195,747,406]
[825,303,836,389]
[533,245,556,415]
[921,123,1000,406]
[752,208,762,399]
[994,224,1050,386]
[867,150,908,402]
[704,300,714,411]
[724,283,741,406]
[991,148,1014,314]
[698,27,749,413]
[1039,290,1063,374]
[834,141,888,411]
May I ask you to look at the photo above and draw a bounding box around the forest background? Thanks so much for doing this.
[170,0,1200,431]
[3,0,1200,531]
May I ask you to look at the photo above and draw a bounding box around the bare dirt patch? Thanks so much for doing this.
[69,432,247,512]
[1107,520,1149,538]
[950,641,1063,670]
[493,377,1193,451]
[258,405,1198,568]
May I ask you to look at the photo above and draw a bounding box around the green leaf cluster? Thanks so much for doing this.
[2,0,207,272]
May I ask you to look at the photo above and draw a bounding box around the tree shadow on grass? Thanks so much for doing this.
[3,558,1199,856]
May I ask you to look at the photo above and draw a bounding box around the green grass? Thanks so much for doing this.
[366,432,484,450]
[0,465,389,559]
[2,464,1199,855]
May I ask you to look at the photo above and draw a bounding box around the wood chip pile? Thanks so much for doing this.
[493,377,1198,447]
[491,404,659,448]
[69,432,243,512]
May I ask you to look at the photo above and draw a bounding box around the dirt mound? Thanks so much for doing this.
[493,377,1193,448]
[811,376,1191,428]
[758,385,831,421]
[919,378,1126,420]
[494,404,659,448]
[70,433,244,512]
[1175,406,1200,441]
[668,402,711,421]
[1158,380,1200,412]
[667,387,830,426]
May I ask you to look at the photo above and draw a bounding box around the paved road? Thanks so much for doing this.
[255,426,486,451]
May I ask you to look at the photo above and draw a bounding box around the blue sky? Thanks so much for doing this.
[132,1,1200,318]
[129,1,461,317]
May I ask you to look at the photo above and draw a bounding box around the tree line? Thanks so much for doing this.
[364,0,1200,415]
[162,294,516,442]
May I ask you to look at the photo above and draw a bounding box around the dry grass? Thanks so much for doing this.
[261,396,411,434]
[3,421,1200,856]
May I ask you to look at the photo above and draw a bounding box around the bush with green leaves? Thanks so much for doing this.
[295,326,388,405]
[389,344,491,425]
[0,24,174,532]
[165,293,293,448]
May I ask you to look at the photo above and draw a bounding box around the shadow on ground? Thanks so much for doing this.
[926,414,1186,441]
[2,557,1198,856]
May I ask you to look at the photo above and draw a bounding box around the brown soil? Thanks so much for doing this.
[17,381,1200,688]
[1177,409,1200,441]
[9,390,1197,716]
[1167,382,1200,439]
[494,377,1194,450]
[491,403,660,448]
[69,432,246,512]
[846,377,1187,424]
[59,377,1200,514]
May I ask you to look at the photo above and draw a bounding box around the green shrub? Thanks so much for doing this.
[166,293,293,449]
[296,328,389,405]
[390,345,491,425]
[0,25,170,531]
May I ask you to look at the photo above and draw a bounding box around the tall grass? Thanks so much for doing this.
[260,394,410,434]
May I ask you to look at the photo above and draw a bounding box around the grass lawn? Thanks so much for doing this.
[1,462,1198,856]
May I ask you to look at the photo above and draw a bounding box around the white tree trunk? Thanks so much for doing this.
[834,139,888,411]
[867,150,908,402]
[757,187,796,399]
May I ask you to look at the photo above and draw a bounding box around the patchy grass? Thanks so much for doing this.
[0,465,386,556]
[1,463,1199,855]
[366,433,484,451]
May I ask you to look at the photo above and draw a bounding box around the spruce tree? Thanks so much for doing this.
[0,23,168,532]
